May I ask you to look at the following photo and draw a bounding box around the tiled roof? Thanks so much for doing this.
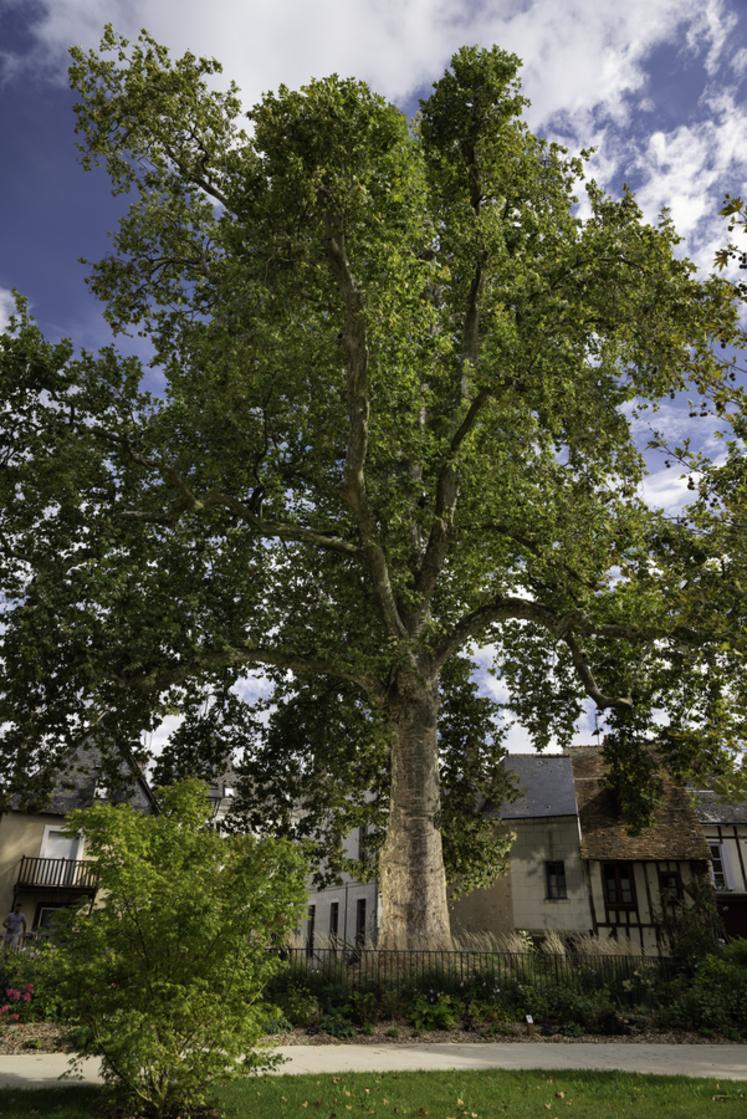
[570,746,709,861]
[490,754,578,819]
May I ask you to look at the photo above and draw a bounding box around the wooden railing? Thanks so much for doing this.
[15,856,97,892]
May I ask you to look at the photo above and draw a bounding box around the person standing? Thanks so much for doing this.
[2,902,27,948]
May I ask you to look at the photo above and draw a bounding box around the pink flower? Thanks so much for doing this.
[0,1005,8,1016]
[6,989,20,1001]
[25,983,33,993]
[9,1014,20,1023]
[22,992,32,1002]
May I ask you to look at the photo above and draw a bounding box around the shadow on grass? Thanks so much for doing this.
[0,1085,102,1118]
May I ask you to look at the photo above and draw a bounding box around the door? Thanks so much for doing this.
[41,828,79,885]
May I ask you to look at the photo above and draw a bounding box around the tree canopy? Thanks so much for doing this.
[1,29,745,946]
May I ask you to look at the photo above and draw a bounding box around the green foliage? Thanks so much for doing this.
[661,954,747,1038]
[722,938,747,967]
[657,875,723,971]
[317,1012,356,1039]
[409,992,462,1031]
[275,985,322,1029]
[0,942,66,1022]
[55,779,307,1119]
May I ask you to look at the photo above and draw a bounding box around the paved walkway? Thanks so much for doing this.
[1,1043,746,1088]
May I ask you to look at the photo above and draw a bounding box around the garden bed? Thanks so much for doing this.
[0,1020,723,1055]
[0,1022,73,1054]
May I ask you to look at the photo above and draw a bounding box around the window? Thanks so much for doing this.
[305,904,315,956]
[603,863,636,909]
[33,903,70,935]
[658,869,682,906]
[41,827,78,861]
[329,901,339,940]
[358,824,368,864]
[710,844,728,891]
[355,898,367,946]
[545,860,567,899]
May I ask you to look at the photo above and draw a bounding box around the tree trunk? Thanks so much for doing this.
[376,668,453,950]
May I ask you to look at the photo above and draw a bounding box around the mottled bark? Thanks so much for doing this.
[377,669,452,949]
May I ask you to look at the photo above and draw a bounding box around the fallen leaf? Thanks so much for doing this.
[555,1092,565,1100]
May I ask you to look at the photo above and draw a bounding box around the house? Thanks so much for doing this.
[694,789,747,938]
[311,745,719,956]
[305,825,378,950]
[0,742,156,941]
[571,746,710,955]
[450,755,593,941]
[452,747,712,955]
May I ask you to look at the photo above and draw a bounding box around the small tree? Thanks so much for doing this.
[56,779,306,1119]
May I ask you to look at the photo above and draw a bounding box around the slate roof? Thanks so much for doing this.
[493,754,578,820]
[570,746,709,862]
[11,741,156,816]
[693,790,747,825]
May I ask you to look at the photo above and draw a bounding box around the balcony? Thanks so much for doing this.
[15,856,98,893]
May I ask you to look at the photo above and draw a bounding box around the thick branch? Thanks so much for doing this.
[562,631,633,710]
[115,445,359,557]
[326,231,407,638]
[413,273,488,624]
[433,596,558,667]
[138,642,381,699]
[161,140,232,212]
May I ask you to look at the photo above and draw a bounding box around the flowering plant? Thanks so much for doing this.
[0,982,34,1024]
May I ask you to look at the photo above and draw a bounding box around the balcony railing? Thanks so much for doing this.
[15,856,98,892]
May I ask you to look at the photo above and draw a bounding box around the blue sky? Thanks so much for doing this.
[1,0,746,750]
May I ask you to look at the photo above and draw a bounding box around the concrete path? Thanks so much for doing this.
[0,1043,746,1089]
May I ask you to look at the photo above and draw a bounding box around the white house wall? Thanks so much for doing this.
[702,823,747,892]
[587,859,700,956]
[508,816,591,934]
[303,827,378,947]
[450,815,592,939]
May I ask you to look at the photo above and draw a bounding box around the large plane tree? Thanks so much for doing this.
[1,30,745,948]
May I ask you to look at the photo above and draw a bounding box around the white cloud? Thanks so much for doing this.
[3,0,734,127]
[4,1,741,279]
[632,88,747,271]
[638,464,697,511]
[685,0,738,76]
[0,287,16,331]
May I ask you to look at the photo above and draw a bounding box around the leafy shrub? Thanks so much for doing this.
[56,779,307,1119]
[277,986,321,1028]
[317,1012,355,1039]
[348,990,379,1026]
[659,877,723,971]
[0,942,66,1021]
[0,981,35,1024]
[722,938,747,967]
[664,955,747,1037]
[409,993,462,1031]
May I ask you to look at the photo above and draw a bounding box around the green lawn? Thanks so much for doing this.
[1,1070,745,1119]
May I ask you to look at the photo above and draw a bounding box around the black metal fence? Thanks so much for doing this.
[278,946,679,998]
